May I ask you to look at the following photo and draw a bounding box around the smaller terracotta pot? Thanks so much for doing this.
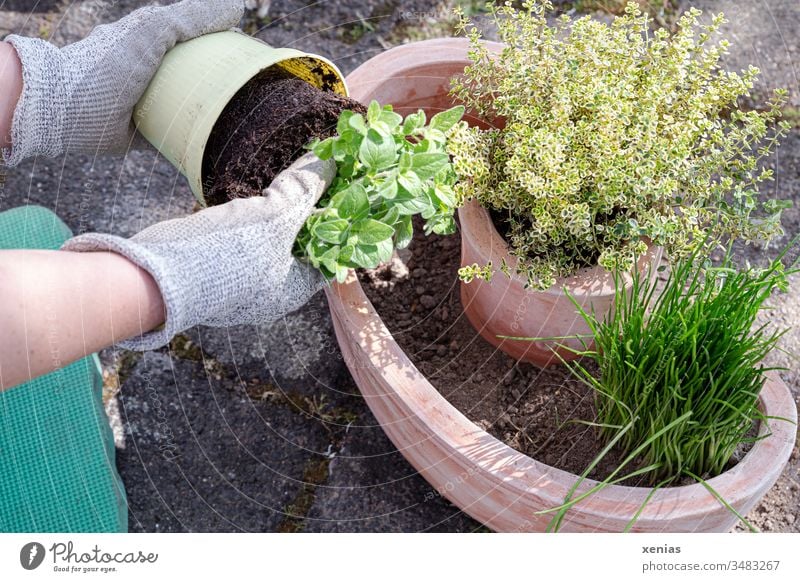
[459,200,662,367]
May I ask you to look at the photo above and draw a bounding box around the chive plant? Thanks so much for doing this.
[537,243,797,531]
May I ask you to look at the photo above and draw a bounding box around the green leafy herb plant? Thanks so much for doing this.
[521,245,798,531]
[448,0,791,290]
[294,101,465,281]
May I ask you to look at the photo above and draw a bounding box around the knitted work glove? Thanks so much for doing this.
[2,0,244,166]
[61,153,333,351]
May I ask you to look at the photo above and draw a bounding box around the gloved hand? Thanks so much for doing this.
[2,0,244,166]
[61,153,333,351]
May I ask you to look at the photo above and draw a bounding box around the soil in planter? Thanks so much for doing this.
[358,218,753,486]
[489,208,604,273]
[202,67,366,207]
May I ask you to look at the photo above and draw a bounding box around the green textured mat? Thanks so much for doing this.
[0,206,127,532]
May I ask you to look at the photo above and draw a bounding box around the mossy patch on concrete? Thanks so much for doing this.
[167,333,227,380]
[276,456,332,532]
[338,15,376,44]
[243,379,359,434]
[243,380,361,532]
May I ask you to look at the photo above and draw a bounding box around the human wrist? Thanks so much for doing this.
[0,41,23,152]
[61,231,212,350]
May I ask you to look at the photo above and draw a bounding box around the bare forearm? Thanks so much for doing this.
[0,41,22,150]
[0,250,166,390]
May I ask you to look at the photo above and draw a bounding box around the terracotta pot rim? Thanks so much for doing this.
[458,199,661,297]
[344,37,506,109]
[326,270,797,522]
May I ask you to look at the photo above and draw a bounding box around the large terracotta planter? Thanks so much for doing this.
[459,201,663,366]
[325,38,799,532]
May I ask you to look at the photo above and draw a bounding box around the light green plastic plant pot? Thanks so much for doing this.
[132,30,348,204]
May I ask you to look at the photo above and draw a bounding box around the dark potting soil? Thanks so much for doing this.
[357,218,752,487]
[202,67,366,206]
[488,207,604,271]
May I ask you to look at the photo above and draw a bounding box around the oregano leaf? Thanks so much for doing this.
[352,218,394,244]
[430,106,466,133]
[359,129,396,170]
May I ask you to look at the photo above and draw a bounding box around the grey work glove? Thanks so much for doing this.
[61,153,333,351]
[2,0,244,166]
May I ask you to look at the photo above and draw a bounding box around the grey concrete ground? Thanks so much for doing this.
[0,0,798,532]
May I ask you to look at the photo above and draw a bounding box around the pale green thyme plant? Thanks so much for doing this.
[448,0,791,290]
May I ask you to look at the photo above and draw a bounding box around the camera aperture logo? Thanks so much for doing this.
[20,542,46,570]
[20,541,158,574]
